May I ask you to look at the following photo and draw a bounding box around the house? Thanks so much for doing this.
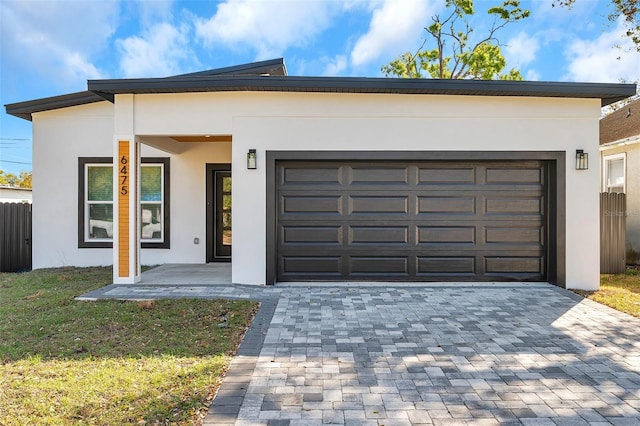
[0,186,32,203]
[600,97,640,264]
[5,59,636,290]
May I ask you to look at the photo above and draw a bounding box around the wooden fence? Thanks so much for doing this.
[600,192,626,274]
[0,202,32,272]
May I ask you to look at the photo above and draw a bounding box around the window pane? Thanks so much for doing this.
[141,203,162,239]
[89,204,113,239]
[88,167,113,201]
[141,166,162,201]
[607,158,625,192]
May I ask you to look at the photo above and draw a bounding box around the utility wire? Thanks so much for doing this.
[0,159,32,165]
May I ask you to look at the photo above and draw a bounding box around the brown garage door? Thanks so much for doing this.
[276,160,548,282]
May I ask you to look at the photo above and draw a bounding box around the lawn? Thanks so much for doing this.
[0,267,258,425]
[576,267,640,318]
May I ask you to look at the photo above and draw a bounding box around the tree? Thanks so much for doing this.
[0,170,32,188]
[382,0,530,80]
[554,0,639,50]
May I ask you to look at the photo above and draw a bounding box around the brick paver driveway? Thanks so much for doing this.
[81,281,640,425]
[204,284,640,425]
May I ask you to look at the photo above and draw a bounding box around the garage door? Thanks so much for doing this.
[276,160,548,282]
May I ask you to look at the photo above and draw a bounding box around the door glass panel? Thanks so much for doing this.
[223,178,231,246]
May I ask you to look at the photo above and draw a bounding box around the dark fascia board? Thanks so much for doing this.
[170,58,287,78]
[88,76,636,107]
[5,91,106,121]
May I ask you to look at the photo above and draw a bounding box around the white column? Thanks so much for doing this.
[113,136,141,283]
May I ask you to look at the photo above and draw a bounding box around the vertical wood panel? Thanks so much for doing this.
[118,140,130,277]
[600,192,626,274]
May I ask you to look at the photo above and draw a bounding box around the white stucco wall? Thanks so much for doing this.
[31,101,231,269]
[32,91,602,290]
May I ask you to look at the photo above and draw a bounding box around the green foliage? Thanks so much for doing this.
[382,0,529,80]
[0,170,32,188]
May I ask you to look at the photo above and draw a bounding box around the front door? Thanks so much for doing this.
[206,164,231,262]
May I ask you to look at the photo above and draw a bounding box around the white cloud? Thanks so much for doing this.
[565,18,640,83]
[194,0,339,59]
[117,22,195,78]
[64,53,103,81]
[322,55,348,76]
[525,70,541,81]
[0,0,117,88]
[350,0,437,67]
[505,32,540,67]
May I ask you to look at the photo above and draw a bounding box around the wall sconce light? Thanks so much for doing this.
[247,149,257,169]
[576,149,588,170]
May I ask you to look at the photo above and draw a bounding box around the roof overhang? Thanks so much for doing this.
[86,76,635,108]
[4,91,105,121]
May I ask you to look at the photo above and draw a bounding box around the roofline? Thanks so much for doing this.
[87,76,636,107]
[599,134,640,149]
[5,76,636,122]
[0,185,33,191]
[4,91,105,121]
[170,58,287,78]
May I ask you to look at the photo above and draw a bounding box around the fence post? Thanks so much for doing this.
[600,193,626,274]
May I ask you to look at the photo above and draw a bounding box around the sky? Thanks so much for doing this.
[1,0,639,174]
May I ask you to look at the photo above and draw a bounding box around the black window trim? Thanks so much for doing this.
[78,157,170,249]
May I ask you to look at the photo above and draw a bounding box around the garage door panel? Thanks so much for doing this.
[282,196,343,215]
[350,257,409,275]
[282,226,343,245]
[418,226,476,244]
[349,226,408,245]
[281,256,342,276]
[417,257,476,275]
[484,256,544,275]
[485,167,544,185]
[282,166,343,185]
[349,196,408,214]
[485,226,544,245]
[418,196,476,215]
[485,196,543,215]
[418,167,476,184]
[350,167,409,184]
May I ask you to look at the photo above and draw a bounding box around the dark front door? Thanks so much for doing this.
[206,164,231,262]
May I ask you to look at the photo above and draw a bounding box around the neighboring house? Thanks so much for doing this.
[0,186,32,203]
[5,58,636,290]
[600,97,640,264]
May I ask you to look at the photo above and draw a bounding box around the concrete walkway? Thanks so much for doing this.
[79,269,640,425]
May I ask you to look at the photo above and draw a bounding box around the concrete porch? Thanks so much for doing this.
[140,263,231,285]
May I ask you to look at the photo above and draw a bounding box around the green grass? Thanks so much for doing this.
[0,267,258,425]
[575,268,640,318]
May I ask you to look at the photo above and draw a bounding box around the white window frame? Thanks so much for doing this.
[602,153,626,193]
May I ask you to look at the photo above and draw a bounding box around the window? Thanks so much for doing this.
[78,157,170,248]
[603,153,626,193]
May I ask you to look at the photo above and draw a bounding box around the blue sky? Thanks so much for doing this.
[1,0,639,174]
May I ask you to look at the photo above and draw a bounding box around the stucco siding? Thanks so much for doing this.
[31,100,232,268]
[32,92,602,290]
